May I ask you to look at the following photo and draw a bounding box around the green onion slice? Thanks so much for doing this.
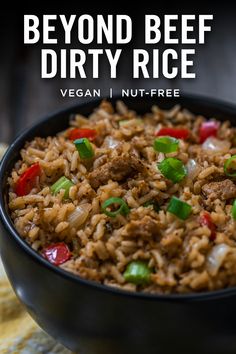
[101,197,130,217]
[123,261,152,285]
[232,200,236,220]
[154,136,179,153]
[51,176,74,199]
[158,158,187,183]
[167,196,192,220]
[224,155,236,177]
[74,138,94,159]
[143,200,160,212]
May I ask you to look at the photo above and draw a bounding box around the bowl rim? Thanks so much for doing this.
[1,93,236,302]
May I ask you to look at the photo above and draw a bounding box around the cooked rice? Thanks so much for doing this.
[8,100,236,294]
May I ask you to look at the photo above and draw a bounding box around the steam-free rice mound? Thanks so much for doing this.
[8,100,236,294]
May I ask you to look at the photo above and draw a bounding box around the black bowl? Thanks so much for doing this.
[1,95,236,354]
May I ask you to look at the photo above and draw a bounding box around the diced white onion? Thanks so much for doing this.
[103,136,120,149]
[68,203,91,229]
[186,159,201,180]
[202,137,230,153]
[206,244,231,276]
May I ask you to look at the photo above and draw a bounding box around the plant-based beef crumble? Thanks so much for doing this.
[8,100,236,294]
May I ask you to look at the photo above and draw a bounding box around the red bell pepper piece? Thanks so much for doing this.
[155,127,190,139]
[15,163,41,197]
[42,243,71,266]
[199,121,219,143]
[68,128,97,141]
[199,211,216,241]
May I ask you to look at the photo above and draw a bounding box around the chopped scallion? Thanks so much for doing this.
[101,197,130,217]
[123,261,152,285]
[74,138,94,159]
[232,200,236,220]
[154,136,179,153]
[224,155,236,177]
[167,196,192,220]
[51,176,74,199]
[158,158,187,183]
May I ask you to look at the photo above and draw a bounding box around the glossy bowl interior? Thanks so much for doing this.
[1,95,236,354]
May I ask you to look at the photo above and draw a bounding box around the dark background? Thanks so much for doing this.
[0,4,236,143]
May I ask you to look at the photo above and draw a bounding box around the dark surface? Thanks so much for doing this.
[0,9,236,143]
[1,96,236,354]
